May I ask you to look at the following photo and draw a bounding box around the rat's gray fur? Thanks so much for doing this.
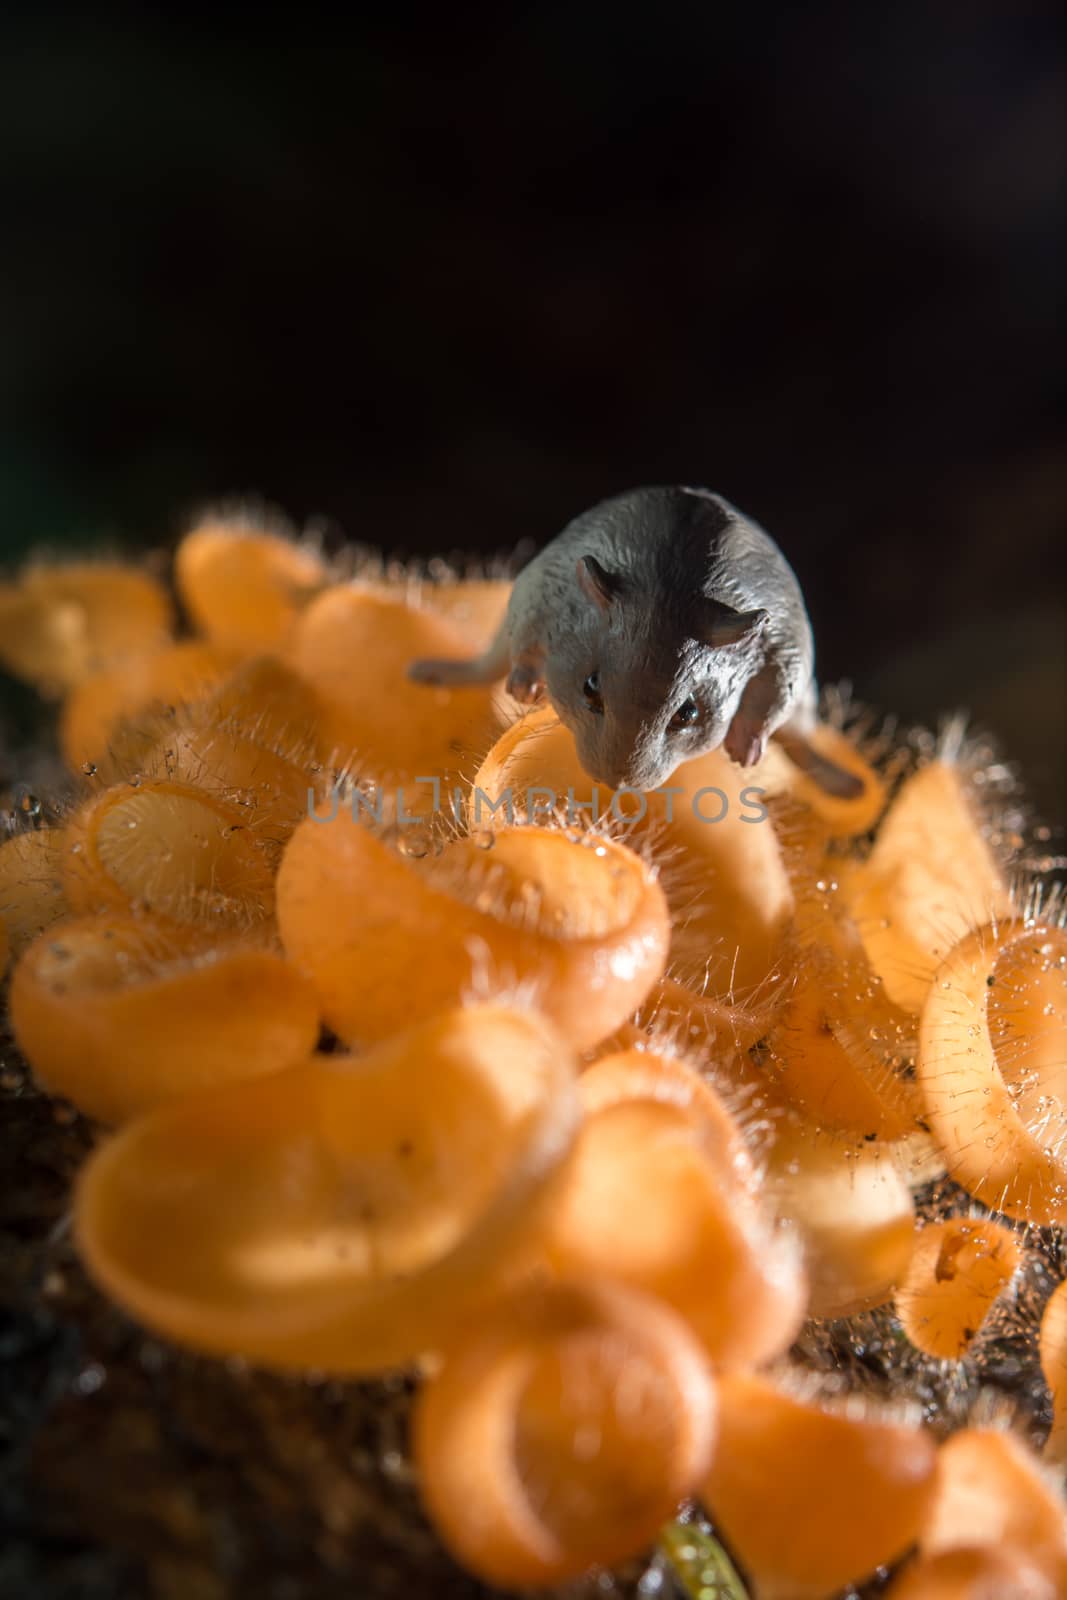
[410,486,854,794]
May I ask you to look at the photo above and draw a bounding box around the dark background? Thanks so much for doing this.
[1,3,1064,814]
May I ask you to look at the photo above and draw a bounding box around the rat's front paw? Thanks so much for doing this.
[505,664,545,705]
[725,723,766,768]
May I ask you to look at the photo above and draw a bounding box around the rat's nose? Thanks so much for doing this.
[585,738,666,794]
[592,764,629,792]
[618,757,670,794]
[584,754,634,793]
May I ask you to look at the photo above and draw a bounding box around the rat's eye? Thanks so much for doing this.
[582,672,604,714]
[669,697,701,731]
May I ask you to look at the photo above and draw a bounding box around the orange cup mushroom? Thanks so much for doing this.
[10,914,319,1122]
[917,920,1067,1223]
[766,963,923,1141]
[140,723,319,844]
[63,779,277,929]
[60,639,243,780]
[175,512,326,651]
[894,1217,1020,1361]
[603,969,788,1058]
[74,1006,579,1372]
[842,760,1012,1014]
[1040,1276,1067,1464]
[764,1112,917,1319]
[0,560,172,694]
[135,658,328,841]
[289,585,502,793]
[540,1096,806,1367]
[0,827,69,960]
[887,1546,1059,1600]
[703,1373,938,1599]
[578,1046,759,1195]
[276,811,670,1050]
[472,706,794,998]
[413,1280,717,1589]
[920,1427,1067,1591]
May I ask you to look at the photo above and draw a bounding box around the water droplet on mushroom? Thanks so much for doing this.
[397,826,433,860]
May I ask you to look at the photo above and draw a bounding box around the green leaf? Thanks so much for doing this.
[659,1518,749,1600]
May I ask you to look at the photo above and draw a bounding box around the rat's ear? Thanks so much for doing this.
[576,554,625,612]
[702,605,770,648]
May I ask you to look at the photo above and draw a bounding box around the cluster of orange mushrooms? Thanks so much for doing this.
[1,511,1065,1599]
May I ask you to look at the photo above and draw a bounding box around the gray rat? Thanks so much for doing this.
[409,485,861,797]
